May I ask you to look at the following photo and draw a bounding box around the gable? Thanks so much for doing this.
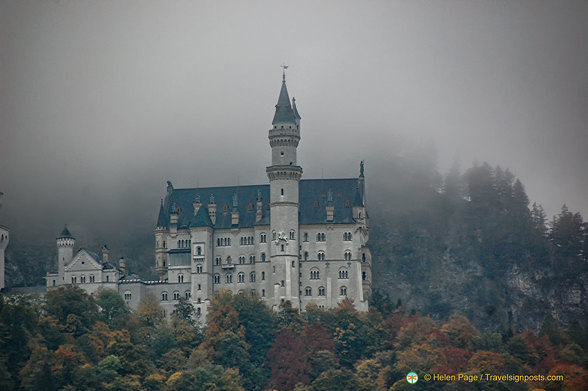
[66,249,102,272]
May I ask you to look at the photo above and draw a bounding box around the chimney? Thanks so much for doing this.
[326,189,334,222]
[208,194,217,225]
[193,193,202,216]
[101,245,109,264]
[119,257,126,277]
[256,189,263,222]
[231,192,239,226]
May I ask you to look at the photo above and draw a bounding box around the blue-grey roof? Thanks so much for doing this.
[157,178,363,230]
[272,80,297,125]
[58,225,74,239]
[156,200,166,228]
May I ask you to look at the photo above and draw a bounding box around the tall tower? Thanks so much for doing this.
[266,68,302,309]
[56,225,75,284]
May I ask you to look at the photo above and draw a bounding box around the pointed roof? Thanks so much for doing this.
[156,199,167,228]
[57,225,74,239]
[353,186,364,207]
[292,97,301,120]
[272,75,297,125]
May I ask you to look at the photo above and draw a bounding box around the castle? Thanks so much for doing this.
[46,72,372,319]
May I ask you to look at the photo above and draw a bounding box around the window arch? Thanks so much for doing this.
[239,256,246,264]
[310,268,320,280]
[173,291,180,300]
[238,272,245,283]
[289,230,295,240]
[260,233,267,243]
[304,251,309,261]
[303,232,308,242]
[261,252,266,262]
[214,274,220,284]
[161,292,168,301]
[178,274,184,283]
[226,274,233,284]
[124,291,131,301]
[338,268,349,279]
[340,286,347,296]
[344,250,352,261]
[249,255,255,264]
[250,271,256,282]
[196,265,203,274]
[317,251,325,261]
[318,286,325,296]
[305,287,312,296]
[343,232,352,241]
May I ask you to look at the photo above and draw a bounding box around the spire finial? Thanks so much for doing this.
[281,63,288,82]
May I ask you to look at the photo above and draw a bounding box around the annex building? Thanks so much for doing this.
[46,73,372,319]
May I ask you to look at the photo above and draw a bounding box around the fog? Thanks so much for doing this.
[1,0,587,248]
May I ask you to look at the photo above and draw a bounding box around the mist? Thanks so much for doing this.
[1,0,587,251]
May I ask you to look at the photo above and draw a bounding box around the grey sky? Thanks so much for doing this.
[1,0,587,240]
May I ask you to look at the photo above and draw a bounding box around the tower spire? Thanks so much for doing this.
[273,65,296,125]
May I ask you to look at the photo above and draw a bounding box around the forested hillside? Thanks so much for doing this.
[3,152,587,334]
[367,153,587,331]
[1,286,586,390]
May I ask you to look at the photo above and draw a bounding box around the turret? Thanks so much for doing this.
[266,68,302,309]
[57,225,75,284]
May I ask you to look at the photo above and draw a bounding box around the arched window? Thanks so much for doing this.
[124,291,131,301]
[338,268,349,279]
[317,233,326,242]
[344,232,352,241]
[305,287,312,296]
[317,251,325,261]
[289,230,295,240]
[304,232,308,242]
[318,286,325,296]
[310,268,320,280]
[197,246,202,255]
[260,233,267,243]
[250,271,256,282]
[261,252,266,262]
[262,289,266,297]
[340,286,347,296]
[281,244,285,252]
[304,251,309,260]
[196,265,203,274]
[178,274,184,283]
[173,291,180,300]
[215,257,221,265]
[344,250,352,261]
[226,274,233,283]
[249,255,255,264]
[214,274,220,284]
[161,292,168,301]
[262,271,265,280]
[239,256,245,264]
[226,256,232,265]
[238,272,245,283]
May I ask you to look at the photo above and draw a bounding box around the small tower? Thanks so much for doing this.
[56,225,75,284]
[266,67,302,309]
